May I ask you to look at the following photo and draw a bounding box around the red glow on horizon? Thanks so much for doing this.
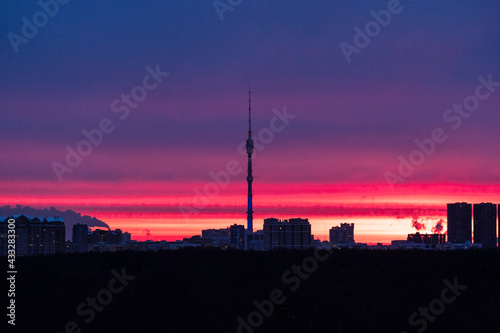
[1,180,498,244]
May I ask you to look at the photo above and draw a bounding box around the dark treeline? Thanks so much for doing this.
[4,249,500,333]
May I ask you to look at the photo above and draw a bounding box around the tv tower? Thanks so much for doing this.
[246,86,254,232]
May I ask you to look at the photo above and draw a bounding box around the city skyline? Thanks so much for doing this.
[3,200,497,257]
[1,1,500,244]
[3,2,500,332]
[4,199,499,248]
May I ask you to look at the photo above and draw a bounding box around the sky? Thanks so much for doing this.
[1,0,500,243]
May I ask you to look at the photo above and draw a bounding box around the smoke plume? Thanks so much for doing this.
[411,215,427,231]
[431,219,445,234]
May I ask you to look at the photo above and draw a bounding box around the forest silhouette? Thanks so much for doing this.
[7,248,500,333]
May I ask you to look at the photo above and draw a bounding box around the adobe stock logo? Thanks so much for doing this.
[339,0,404,64]
[400,277,467,333]
[384,74,500,191]
[213,0,244,21]
[51,64,169,182]
[51,267,135,333]
[232,248,333,333]
[178,106,296,220]
[7,0,71,54]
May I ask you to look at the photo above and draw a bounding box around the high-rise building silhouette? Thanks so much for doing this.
[89,228,123,245]
[229,224,246,250]
[122,232,131,242]
[72,223,89,253]
[202,228,230,247]
[473,203,497,248]
[263,217,311,250]
[0,215,65,256]
[329,223,354,244]
[407,232,446,245]
[447,202,472,243]
[246,230,264,251]
[246,87,254,232]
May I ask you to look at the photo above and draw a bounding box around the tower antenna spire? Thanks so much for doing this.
[248,84,252,133]
[246,85,254,233]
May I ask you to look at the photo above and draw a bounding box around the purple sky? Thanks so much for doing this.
[1,0,499,241]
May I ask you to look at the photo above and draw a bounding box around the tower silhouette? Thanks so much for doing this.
[246,86,254,232]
